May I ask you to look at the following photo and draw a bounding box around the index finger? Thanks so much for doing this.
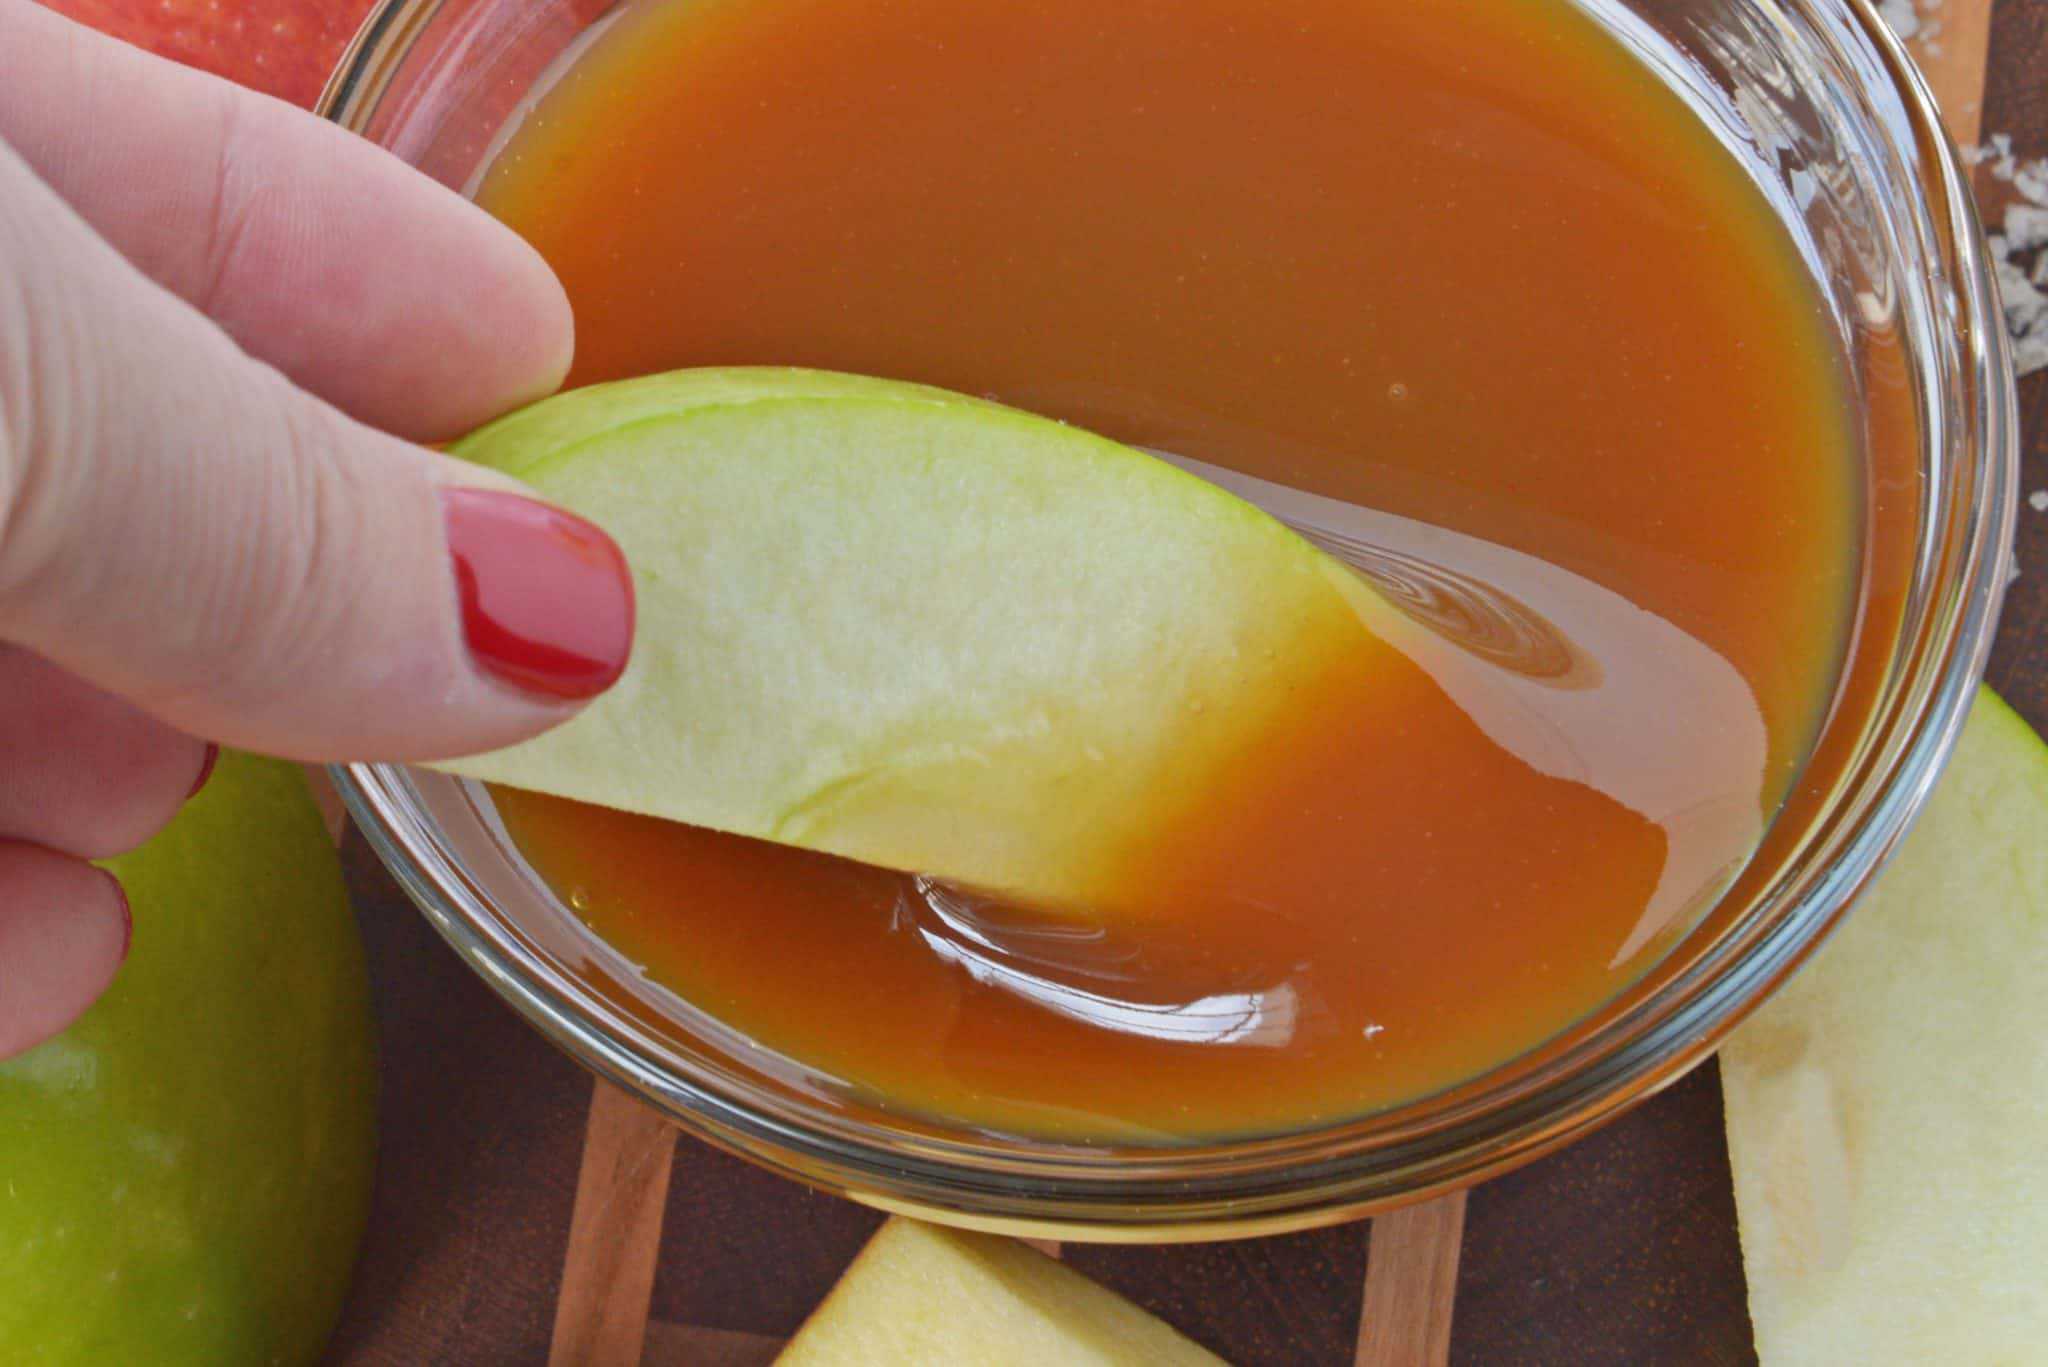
[0,0,573,441]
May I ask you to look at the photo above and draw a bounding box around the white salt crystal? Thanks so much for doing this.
[1974,142,2048,377]
[2007,206,2048,255]
[2017,163,2048,207]
[1967,133,2017,179]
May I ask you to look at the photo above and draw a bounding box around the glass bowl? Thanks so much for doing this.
[320,0,2016,1239]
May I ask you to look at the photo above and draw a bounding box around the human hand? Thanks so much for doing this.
[0,0,634,1056]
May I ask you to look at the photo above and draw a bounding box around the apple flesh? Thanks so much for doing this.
[0,753,376,1365]
[440,367,1390,910]
[778,1219,1224,1364]
[1721,687,2048,1362]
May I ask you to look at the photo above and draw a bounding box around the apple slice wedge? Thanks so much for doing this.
[1721,687,2048,1361]
[437,368,1389,908]
[778,1219,1225,1364]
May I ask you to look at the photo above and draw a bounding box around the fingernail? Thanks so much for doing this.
[440,488,634,700]
[187,744,219,800]
[105,871,132,965]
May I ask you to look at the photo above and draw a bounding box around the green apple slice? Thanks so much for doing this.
[439,368,1389,909]
[449,366,936,482]
[1720,686,2048,1362]
[777,1218,1225,1364]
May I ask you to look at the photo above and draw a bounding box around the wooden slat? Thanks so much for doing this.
[1354,1192,1468,1367]
[550,1081,680,1367]
[1908,0,1996,146]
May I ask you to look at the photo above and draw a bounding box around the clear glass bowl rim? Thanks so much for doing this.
[319,0,2019,1237]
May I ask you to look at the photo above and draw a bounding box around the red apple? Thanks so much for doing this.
[35,0,375,108]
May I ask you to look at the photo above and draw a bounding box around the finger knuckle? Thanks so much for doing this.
[0,147,101,619]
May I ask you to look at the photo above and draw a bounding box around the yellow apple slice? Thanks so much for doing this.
[777,1219,1225,1365]
[438,368,1388,909]
[1720,687,2048,1362]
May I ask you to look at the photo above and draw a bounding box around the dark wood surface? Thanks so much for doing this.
[1988,7,2048,723]
[323,4,2048,1361]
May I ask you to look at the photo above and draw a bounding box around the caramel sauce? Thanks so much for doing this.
[479,0,1858,1137]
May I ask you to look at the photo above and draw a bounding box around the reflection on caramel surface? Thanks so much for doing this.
[492,528,1752,1134]
[481,0,1858,1137]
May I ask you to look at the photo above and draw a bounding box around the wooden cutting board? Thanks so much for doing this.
[322,4,2048,1360]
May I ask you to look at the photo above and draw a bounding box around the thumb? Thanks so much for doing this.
[0,140,633,762]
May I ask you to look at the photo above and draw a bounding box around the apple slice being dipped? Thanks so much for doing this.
[436,368,1391,910]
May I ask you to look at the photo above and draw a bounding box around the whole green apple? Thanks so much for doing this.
[0,752,376,1364]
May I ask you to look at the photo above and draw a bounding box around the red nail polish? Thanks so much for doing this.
[187,743,219,800]
[441,488,635,700]
[107,872,132,964]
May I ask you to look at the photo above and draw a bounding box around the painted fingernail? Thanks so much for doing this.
[187,744,219,800]
[105,871,132,965]
[440,488,634,700]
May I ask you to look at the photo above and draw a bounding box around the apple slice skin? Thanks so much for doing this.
[778,1218,1225,1364]
[0,755,376,1365]
[442,368,1388,908]
[449,366,966,481]
[1721,687,2048,1363]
